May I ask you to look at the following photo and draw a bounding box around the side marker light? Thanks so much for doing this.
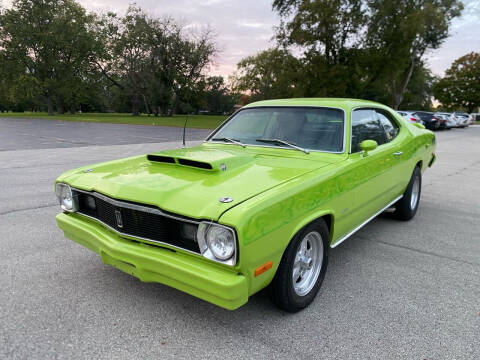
[254,261,273,277]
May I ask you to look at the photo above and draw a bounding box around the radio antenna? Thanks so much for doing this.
[182,114,188,148]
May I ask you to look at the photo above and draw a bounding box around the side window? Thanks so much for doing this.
[376,110,399,142]
[351,109,387,153]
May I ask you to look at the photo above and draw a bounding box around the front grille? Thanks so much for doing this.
[75,191,200,253]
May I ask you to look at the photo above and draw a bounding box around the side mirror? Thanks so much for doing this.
[360,139,378,156]
[413,123,425,129]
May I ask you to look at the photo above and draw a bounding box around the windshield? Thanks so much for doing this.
[209,107,345,152]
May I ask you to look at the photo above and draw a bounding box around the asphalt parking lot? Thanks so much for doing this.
[1,119,479,359]
[0,117,211,151]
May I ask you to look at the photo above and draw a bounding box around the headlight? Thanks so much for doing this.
[197,222,236,265]
[55,183,77,212]
[206,226,235,260]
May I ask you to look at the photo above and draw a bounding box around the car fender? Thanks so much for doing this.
[218,165,342,295]
[288,210,335,247]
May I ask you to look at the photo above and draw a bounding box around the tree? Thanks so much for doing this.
[98,6,217,116]
[268,0,463,108]
[203,76,239,114]
[273,0,365,65]
[433,52,480,112]
[231,48,304,101]
[364,0,463,109]
[271,0,366,98]
[399,64,436,110]
[0,0,103,115]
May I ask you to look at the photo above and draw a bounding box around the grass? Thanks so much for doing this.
[0,112,228,129]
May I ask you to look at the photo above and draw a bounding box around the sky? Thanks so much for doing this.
[2,0,479,78]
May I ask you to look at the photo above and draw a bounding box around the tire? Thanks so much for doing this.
[269,219,329,312]
[394,166,421,221]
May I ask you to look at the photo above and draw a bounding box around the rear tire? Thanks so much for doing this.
[269,219,329,312]
[394,166,421,221]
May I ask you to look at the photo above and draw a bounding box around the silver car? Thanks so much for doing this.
[397,111,424,125]
[435,112,456,129]
[454,112,470,128]
[467,114,476,125]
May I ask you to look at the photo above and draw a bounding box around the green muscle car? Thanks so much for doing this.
[55,98,436,312]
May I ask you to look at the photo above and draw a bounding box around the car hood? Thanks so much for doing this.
[58,144,334,220]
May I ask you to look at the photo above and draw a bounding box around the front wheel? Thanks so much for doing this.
[394,166,422,221]
[269,219,329,312]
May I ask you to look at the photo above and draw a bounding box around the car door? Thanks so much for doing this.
[347,108,403,225]
[375,109,408,195]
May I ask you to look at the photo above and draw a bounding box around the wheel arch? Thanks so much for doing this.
[288,210,335,248]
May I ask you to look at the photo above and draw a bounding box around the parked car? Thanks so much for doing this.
[445,112,462,128]
[434,112,455,129]
[397,111,424,125]
[467,114,476,125]
[413,111,443,130]
[55,98,436,312]
[454,112,470,128]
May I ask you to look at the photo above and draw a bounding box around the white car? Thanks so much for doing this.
[435,112,456,129]
[467,114,476,125]
[454,112,470,128]
[397,111,424,125]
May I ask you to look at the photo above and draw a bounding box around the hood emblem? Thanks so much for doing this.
[220,163,227,171]
[83,169,94,173]
[219,197,233,203]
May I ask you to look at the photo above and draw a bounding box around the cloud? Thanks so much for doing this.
[4,0,478,78]
[77,0,478,78]
[75,0,279,77]
[426,0,480,76]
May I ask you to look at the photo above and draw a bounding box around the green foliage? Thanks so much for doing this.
[0,0,468,115]
[273,0,365,64]
[97,6,217,116]
[231,48,304,101]
[203,76,239,114]
[399,64,437,110]
[364,0,463,108]
[0,0,102,114]
[433,52,480,112]
[229,0,464,109]
[0,1,219,116]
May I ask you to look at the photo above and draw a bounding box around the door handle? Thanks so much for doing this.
[393,151,403,156]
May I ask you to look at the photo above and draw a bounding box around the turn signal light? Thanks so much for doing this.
[254,261,273,277]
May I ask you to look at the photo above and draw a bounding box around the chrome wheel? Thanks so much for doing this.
[292,231,323,296]
[410,175,420,210]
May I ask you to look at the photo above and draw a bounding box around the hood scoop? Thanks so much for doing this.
[147,154,213,170]
[177,158,213,169]
[147,146,257,172]
[147,154,175,164]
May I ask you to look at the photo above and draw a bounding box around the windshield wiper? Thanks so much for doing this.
[255,138,309,154]
[211,137,246,148]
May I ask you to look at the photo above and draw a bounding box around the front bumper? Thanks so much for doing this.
[56,213,248,310]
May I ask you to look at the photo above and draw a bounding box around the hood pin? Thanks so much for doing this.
[219,197,233,203]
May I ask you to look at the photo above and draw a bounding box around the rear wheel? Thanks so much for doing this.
[269,219,329,312]
[394,166,421,221]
